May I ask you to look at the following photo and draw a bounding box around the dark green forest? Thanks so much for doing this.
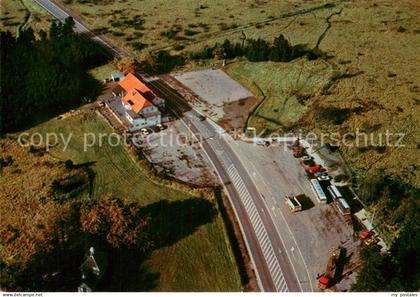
[189,34,316,62]
[142,34,316,75]
[352,172,420,291]
[0,18,109,135]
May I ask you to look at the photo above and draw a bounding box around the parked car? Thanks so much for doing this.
[317,175,331,181]
[255,139,270,146]
[140,128,150,135]
[307,164,322,173]
[301,155,312,161]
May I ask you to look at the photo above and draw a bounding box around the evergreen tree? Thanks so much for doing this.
[0,18,109,135]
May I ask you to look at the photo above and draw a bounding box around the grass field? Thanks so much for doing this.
[50,0,419,187]
[219,0,419,187]
[29,110,242,291]
[55,0,336,57]
[0,0,53,34]
[225,59,334,133]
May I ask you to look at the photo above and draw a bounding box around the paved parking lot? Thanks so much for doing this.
[174,69,253,104]
[224,138,361,291]
[136,119,218,187]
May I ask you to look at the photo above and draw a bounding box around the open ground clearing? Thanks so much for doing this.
[53,0,344,57]
[225,59,334,133]
[170,69,257,131]
[175,69,253,104]
[137,120,218,187]
[21,110,242,291]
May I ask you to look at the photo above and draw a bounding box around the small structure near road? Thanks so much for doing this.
[111,71,124,82]
[77,247,104,292]
[285,195,302,212]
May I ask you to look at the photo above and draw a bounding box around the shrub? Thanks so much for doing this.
[144,51,184,74]
[318,107,351,125]
[65,159,74,169]
[184,29,199,36]
[130,41,147,51]
[111,31,125,37]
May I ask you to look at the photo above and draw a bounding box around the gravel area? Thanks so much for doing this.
[224,137,361,291]
[137,119,217,187]
[174,69,253,105]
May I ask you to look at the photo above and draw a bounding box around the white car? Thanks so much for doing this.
[317,175,331,181]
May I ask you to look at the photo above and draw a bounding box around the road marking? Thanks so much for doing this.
[226,163,289,292]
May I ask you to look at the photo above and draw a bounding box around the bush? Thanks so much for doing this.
[333,174,348,183]
[65,159,74,169]
[130,41,147,51]
[144,51,184,74]
[183,29,199,36]
[318,107,351,125]
[188,34,312,63]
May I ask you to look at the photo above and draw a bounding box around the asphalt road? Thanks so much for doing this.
[147,79,302,292]
[33,0,127,58]
[33,0,304,291]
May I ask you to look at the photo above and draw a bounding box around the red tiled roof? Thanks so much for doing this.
[118,73,157,113]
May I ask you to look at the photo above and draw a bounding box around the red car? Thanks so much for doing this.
[308,164,322,173]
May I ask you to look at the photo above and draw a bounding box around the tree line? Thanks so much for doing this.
[0,18,109,135]
[189,34,318,62]
[140,34,318,75]
[352,171,419,291]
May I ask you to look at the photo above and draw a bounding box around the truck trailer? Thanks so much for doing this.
[318,247,342,290]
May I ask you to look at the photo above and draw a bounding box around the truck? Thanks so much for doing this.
[318,247,342,290]
[292,145,305,158]
[291,138,306,158]
[285,195,302,212]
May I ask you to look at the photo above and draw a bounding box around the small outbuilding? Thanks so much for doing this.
[111,71,125,82]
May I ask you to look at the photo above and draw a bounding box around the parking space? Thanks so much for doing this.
[225,139,361,291]
[135,119,218,187]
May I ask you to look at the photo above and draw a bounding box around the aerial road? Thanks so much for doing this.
[33,0,127,58]
[146,79,303,292]
[33,0,306,291]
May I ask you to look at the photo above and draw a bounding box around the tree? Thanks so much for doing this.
[65,160,74,169]
[351,246,386,291]
[62,17,75,36]
[143,50,184,74]
[116,57,138,74]
[245,38,270,62]
[0,18,109,135]
[80,196,150,249]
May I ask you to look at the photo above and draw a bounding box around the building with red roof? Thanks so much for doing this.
[111,73,164,131]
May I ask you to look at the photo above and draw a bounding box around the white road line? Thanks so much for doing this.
[255,222,264,235]
[261,236,270,252]
[225,163,288,292]
[279,279,288,292]
[272,267,283,283]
